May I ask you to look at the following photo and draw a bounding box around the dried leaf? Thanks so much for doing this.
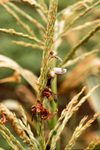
[0,55,38,92]
[58,56,100,94]
[0,71,21,83]
[15,85,36,105]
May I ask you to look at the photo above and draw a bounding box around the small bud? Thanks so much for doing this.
[50,50,57,58]
[50,50,62,62]
[53,67,67,75]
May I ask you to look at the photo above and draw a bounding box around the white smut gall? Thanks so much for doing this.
[53,67,67,75]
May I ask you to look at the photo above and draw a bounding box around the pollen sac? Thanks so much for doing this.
[53,67,67,75]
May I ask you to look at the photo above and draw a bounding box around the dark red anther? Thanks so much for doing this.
[31,100,58,121]
[43,109,58,120]
[42,87,58,103]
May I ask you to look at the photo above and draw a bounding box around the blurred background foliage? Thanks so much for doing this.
[0,0,100,77]
[0,0,100,149]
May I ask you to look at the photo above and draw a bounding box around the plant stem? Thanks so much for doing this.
[36,0,58,149]
[51,73,59,150]
[51,59,57,129]
[38,0,58,96]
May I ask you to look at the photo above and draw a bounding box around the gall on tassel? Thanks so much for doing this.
[31,100,58,120]
[48,67,67,81]
[47,67,67,87]
[31,100,43,120]
[42,87,58,103]
[41,108,58,120]
[48,67,67,77]
[53,67,67,75]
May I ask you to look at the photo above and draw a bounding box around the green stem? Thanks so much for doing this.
[37,118,45,150]
[51,51,59,150]
[51,75,59,150]
[38,0,58,99]
[51,60,57,128]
